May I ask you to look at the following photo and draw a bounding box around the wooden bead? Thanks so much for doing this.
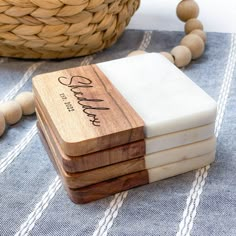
[0,101,22,125]
[177,0,199,22]
[0,111,6,137]
[160,52,174,64]
[127,50,147,57]
[171,46,192,67]
[185,18,203,34]
[180,34,205,59]
[190,29,207,43]
[15,92,35,115]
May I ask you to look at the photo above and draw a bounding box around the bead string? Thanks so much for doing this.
[128,0,206,68]
[0,0,205,137]
[0,92,35,137]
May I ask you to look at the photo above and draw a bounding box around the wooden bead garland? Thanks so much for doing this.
[15,92,35,115]
[171,46,192,67]
[185,18,203,34]
[0,91,35,137]
[181,34,205,59]
[176,0,199,22]
[129,0,206,68]
[190,29,207,43]
[173,0,206,66]
[0,101,22,125]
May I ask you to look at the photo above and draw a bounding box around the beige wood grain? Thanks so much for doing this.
[68,170,149,204]
[37,112,146,188]
[38,122,149,204]
[33,64,144,156]
[36,98,145,172]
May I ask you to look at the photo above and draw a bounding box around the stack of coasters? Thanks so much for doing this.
[33,53,217,204]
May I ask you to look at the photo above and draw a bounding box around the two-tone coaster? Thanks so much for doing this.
[33,53,217,203]
[38,122,215,204]
[37,110,216,189]
[38,111,216,189]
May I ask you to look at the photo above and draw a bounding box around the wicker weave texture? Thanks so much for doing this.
[0,0,140,59]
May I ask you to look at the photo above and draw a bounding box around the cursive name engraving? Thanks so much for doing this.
[58,75,109,127]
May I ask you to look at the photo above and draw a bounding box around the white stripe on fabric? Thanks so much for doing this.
[92,31,153,236]
[14,176,62,236]
[139,31,152,51]
[92,192,128,236]
[14,55,95,236]
[92,193,122,236]
[176,33,236,236]
[81,55,94,66]
[0,124,37,173]
[1,62,44,103]
[215,34,236,137]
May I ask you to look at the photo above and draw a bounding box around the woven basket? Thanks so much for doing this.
[0,0,140,59]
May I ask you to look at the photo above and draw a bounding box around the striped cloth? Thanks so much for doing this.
[0,30,235,236]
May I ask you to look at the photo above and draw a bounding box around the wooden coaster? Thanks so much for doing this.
[33,64,144,156]
[36,99,145,172]
[38,123,215,204]
[38,122,149,204]
[37,113,145,188]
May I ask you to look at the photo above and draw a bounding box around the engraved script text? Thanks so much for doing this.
[58,75,109,127]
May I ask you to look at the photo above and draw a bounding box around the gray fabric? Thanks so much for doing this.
[192,73,236,236]
[0,30,235,236]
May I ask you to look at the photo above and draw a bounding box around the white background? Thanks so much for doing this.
[128,0,236,33]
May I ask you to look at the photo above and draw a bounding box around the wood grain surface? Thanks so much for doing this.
[33,64,144,156]
[38,123,149,204]
[37,113,146,188]
[36,100,145,173]
[69,170,149,204]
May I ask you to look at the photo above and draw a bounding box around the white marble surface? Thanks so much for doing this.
[98,53,217,137]
[145,136,216,169]
[146,123,214,154]
[148,151,215,183]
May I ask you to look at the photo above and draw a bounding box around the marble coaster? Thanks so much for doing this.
[39,124,215,204]
[98,53,217,137]
[36,99,215,173]
[38,117,216,189]
[33,53,217,157]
